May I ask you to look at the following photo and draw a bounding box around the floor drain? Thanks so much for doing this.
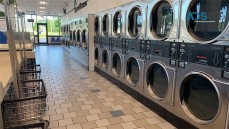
[80,77,88,80]
[91,89,101,93]
[110,110,125,117]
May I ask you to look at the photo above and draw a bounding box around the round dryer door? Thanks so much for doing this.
[95,48,99,65]
[112,53,122,76]
[180,73,219,121]
[95,17,100,35]
[146,63,169,99]
[82,29,87,49]
[186,0,229,41]
[102,50,109,69]
[150,1,173,39]
[77,30,81,46]
[128,7,142,37]
[126,57,139,85]
[103,14,109,36]
[113,11,122,37]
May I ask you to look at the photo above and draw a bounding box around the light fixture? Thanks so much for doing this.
[40,1,47,5]
[40,6,46,9]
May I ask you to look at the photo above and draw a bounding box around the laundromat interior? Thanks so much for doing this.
[0,0,229,129]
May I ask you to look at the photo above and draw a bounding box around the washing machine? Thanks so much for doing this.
[143,40,178,113]
[99,11,112,74]
[173,43,229,129]
[146,0,179,41]
[109,8,126,84]
[179,0,229,44]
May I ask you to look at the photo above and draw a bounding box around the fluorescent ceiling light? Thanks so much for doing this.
[40,1,47,5]
[40,7,46,9]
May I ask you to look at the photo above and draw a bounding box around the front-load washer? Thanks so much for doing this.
[123,39,145,95]
[174,43,229,129]
[143,40,178,113]
[81,17,89,55]
[125,0,148,39]
[146,0,179,41]
[179,0,229,44]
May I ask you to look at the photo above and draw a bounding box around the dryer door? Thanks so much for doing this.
[146,63,169,99]
[112,53,122,76]
[126,57,140,85]
[102,50,109,69]
[95,48,99,65]
[180,73,219,121]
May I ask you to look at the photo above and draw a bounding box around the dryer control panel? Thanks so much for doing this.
[111,38,123,49]
[150,41,171,58]
[126,39,142,53]
[94,36,101,45]
[224,46,229,70]
[178,43,225,68]
[101,37,110,47]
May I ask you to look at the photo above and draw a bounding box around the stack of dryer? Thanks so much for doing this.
[70,14,94,70]
[109,7,126,86]
[172,0,229,129]
[94,11,112,78]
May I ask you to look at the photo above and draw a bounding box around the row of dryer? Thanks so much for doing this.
[95,36,229,129]
[92,0,229,129]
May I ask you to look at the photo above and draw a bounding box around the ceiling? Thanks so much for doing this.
[16,0,72,16]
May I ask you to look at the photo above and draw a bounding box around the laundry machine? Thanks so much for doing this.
[146,0,179,41]
[179,0,229,44]
[122,1,148,95]
[109,8,126,84]
[143,40,178,113]
[125,0,147,39]
[99,11,112,74]
[173,43,229,129]
[80,17,89,55]
[94,16,102,69]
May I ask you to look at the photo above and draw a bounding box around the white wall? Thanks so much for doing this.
[62,0,134,21]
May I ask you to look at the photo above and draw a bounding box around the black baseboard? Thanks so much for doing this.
[94,66,198,129]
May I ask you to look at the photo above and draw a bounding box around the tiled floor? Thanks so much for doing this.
[36,46,176,129]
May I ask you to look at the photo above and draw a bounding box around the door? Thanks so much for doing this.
[37,23,48,44]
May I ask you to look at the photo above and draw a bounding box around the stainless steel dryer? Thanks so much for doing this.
[125,0,147,39]
[179,0,229,44]
[94,16,102,69]
[146,0,179,41]
[123,1,148,95]
[109,8,126,84]
[174,43,229,129]
[123,39,145,95]
[143,40,178,113]
[81,17,89,55]
[99,11,112,74]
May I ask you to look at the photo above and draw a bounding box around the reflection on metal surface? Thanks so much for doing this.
[186,0,229,41]
[113,11,122,37]
[112,53,122,76]
[126,57,139,84]
[103,14,109,36]
[95,48,99,65]
[150,1,173,39]
[128,7,142,37]
[147,63,169,98]
[180,74,219,121]
[102,50,108,69]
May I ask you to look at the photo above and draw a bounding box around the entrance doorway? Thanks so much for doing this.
[37,23,48,44]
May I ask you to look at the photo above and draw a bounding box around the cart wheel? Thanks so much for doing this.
[44,120,49,128]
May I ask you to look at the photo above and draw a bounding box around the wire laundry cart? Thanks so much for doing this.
[2,79,49,129]
[20,65,42,81]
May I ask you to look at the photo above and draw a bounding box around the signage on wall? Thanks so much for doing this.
[74,0,89,13]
